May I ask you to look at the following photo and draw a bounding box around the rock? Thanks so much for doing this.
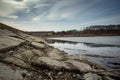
[33,57,70,69]
[73,74,77,78]
[66,60,92,71]
[48,48,66,60]
[0,36,25,51]
[0,28,17,36]
[31,42,45,49]
[21,50,35,61]
[0,23,118,80]
[8,51,14,54]
[4,56,30,68]
[67,54,86,61]
[19,32,44,42]
[84,73,102,80]
[105,76,115,80]
[0,63,23,80]
[32,49,44,57]
[58,71,63,75]
[13,53,23,59]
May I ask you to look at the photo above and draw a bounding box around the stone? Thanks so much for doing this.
[0,23,119,80]
[0,63,23,80]
[84,73,102,80]
[33,57,70,69]
[58,72,63,75]
[4,56,30,68]
[0,29,16,36]
[31,42,45,49]
[66,60,92,71]
[18,31,45,42]
[32,49,44,57]
[48,48,65,60]
[21,50,35,61]
[73,74,77,78]
[0,36,25,51]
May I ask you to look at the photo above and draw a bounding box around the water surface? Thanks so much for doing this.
[47,36,120,74]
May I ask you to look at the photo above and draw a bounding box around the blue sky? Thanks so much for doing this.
[0,0,120,31]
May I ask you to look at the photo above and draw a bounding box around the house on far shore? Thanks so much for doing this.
[26,31,54,37]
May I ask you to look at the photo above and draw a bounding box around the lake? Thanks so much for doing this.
[47,36,120,74]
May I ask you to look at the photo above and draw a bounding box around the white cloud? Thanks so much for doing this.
[46,12,59,20]
[0,0,27,17]
[26,9,30,13]
[6,15,19,19]
[45,0,84,21]
[23,0,43,7]
[1,0,120,31]
[45,0,72,20]
[0,0,48,19]
[33,4,50,8]
[42,0,102,21]
[32,15,41,22]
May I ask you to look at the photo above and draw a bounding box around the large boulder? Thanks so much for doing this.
[20,49,44,61]
[18,32,45,42]
[4,56,30,68]
[32,49,44,57]
[0,63,23,80]
[0,36,25,52]
[33,57,70,69]
[21,50,35,61]
[31,42,45,49]
[66,60,92,71]
[48,48,66,60]
[0,29,16,36]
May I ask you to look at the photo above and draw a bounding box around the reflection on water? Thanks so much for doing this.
[47,38,120,74]
[46,39,78,44]
[49,36,120,46]
[47,39,120,47]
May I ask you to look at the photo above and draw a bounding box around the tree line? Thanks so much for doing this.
[81,24,120,35]
[53,24,120,36]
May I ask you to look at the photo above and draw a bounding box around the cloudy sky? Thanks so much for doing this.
[0,0,120,31]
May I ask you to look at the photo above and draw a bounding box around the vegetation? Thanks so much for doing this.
[25,24,120,37]
[81,24,120,35]
[53,24,120,36]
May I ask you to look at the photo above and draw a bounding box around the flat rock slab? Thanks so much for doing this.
[4,56,30,68]
[66,60,92,71]
[21,50,35,61]
[31,49,44,57]
[20,49,44,61]
[0,63,23,80]
[18,32,44,42]
[34,57,70,69]
[33,56,92,72]
[31,42,45,49]
[48,48,66,60]
[0,36,25,51]
[0,29,17,36]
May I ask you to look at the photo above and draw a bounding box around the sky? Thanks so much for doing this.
[0,0,120,31]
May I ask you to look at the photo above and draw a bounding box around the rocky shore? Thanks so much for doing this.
[0,23,120,80]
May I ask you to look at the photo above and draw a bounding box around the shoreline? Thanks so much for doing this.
[1,43,119,79]
[44,34,120,38]
[46,37,120,47]
[0,23,120,80]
